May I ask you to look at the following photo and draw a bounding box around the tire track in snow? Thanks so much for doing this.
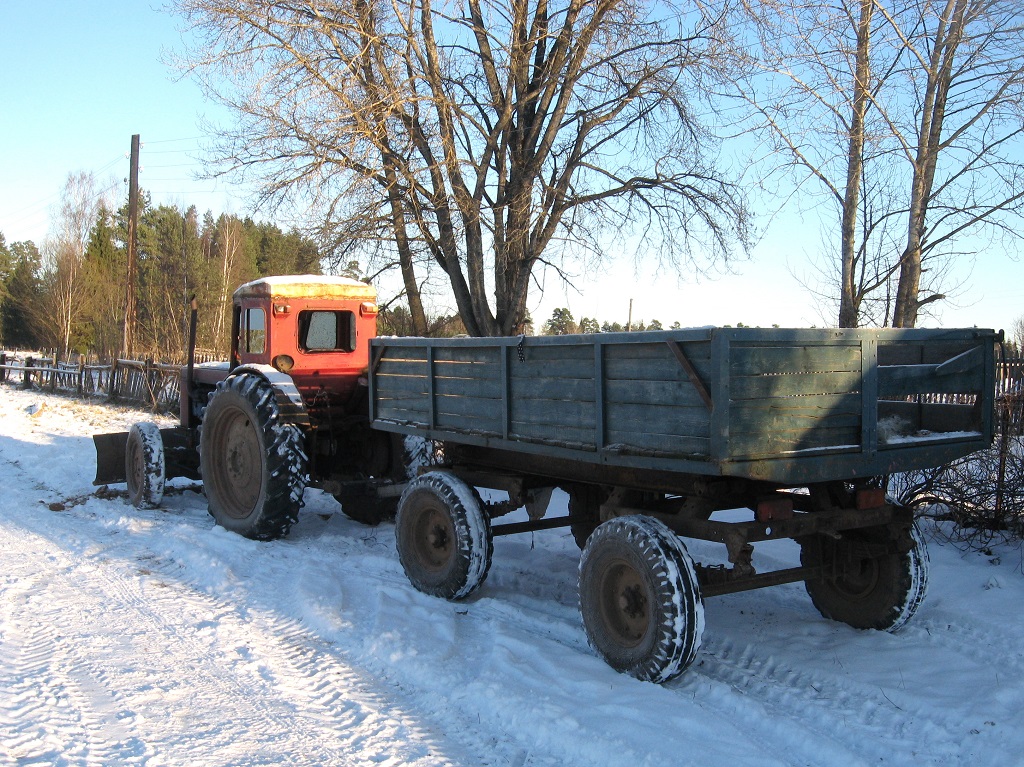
[0,517,471,767]
[0,540,146,766]
[908,617,1024,677]
[686,635,964,765]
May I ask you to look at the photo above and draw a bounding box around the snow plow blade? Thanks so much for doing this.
[93,431,129,485]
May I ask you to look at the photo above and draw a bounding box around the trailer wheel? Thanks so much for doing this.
[801,520,929,632]
[125,422,165,509]
[395,472,492,600]
[200,374,308,541]
[579,516,704,683]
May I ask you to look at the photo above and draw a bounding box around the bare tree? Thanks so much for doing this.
[882,0,1024,327]
[173,0,748,336]
[725,0,1024,328]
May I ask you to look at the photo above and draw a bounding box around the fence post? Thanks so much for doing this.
[22,357,33,389]
[0,352,6,383]
[49,352,58,393]
[109,358,120,401]
[77,357,85,397]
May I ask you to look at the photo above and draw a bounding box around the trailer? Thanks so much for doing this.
[369,327,998,681]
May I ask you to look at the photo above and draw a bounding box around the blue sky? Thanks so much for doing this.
[1,3,1020,333]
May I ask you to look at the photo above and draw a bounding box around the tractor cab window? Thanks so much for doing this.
[243,308,266,354]
[299,310,356,353]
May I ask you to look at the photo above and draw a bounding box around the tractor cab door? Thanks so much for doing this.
[235,301,271,367]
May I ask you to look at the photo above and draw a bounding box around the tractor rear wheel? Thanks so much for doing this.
[200,374,307,540]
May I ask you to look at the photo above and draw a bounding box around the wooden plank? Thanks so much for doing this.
[510,376,596,402]
[922,342,981,365]
[519,343,594,362]
[604,356,715,383]
[730,401,862,435]
[377,358,428,378]
[510,420,596,448]
[878,401,981,434]
[605,379,707,408]
[432,346,502,364]
[432,359,501,381]
[877,341,975,367]
[436,411,502,435]
[378,346,429,362]
[434,394,504,421]
[604,429,711,457]
[934,345,983,376]
[374,374,429,395]
[377,403,430,423]
[376,393,430,410]
[729,425,863,458]
[434,375,502,399]
[510,398,597,428]
[603,340,713,364]
[605,402,710,437]
[511,358,595,380]
[730,344,861,376]
[730,370,863,400]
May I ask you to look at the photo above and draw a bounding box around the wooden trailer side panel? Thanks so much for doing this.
[369,328,998,484]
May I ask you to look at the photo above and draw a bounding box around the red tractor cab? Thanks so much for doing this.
[231,275,378,402]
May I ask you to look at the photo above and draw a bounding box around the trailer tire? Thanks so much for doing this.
[125,422,165,509]
[580,516,704,683]
[200,373,307,541]
[395,472,492,600]
[801,520,929,632]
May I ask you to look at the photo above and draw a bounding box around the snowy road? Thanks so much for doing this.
[1,386,1022,766]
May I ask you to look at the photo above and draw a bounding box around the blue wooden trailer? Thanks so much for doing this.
[369,327,999,682]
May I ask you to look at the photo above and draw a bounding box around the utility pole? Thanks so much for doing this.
[123,134,140,357]
[626,298,633,333]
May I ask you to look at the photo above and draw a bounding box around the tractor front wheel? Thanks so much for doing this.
[125,422,165,509]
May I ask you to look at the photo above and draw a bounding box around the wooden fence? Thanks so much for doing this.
[0,352,187,412]
[1,349,1022,434]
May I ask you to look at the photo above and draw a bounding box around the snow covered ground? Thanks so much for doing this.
[1,384,1022,767]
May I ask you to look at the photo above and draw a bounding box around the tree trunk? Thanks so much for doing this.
[838,0,875,328]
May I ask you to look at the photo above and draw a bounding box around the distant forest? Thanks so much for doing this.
[0,192,333,361]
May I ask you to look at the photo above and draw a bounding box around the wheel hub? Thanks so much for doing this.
[413,507,455,572]
[599,559,650,647]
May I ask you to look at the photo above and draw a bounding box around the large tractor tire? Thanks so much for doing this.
[125,421,165,509]
[801,520,930,632]
[200,373,307,541]
[579,516,705,683]
[395,472,492,600]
